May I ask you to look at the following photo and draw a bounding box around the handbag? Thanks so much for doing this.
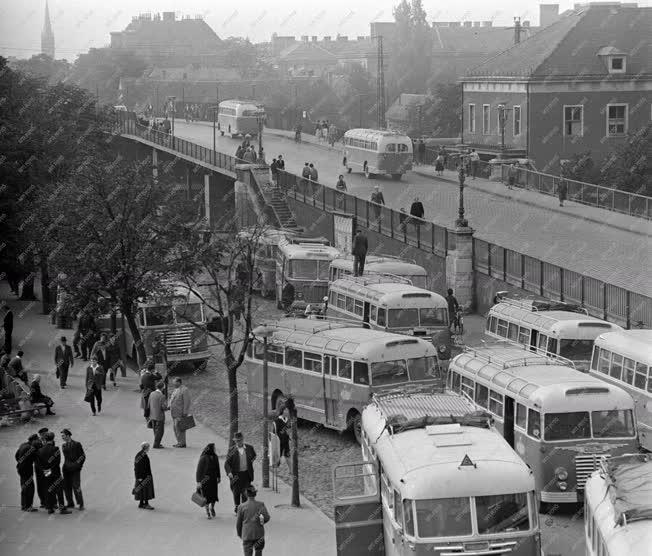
[55,367,60,379]
[178,414,196,432]
[147,419,153,429]
[191,490,207,507]
[84,388,94,403]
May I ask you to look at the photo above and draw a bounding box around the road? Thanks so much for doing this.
[174,121,652,298]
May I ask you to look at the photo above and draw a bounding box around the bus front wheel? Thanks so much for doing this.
[347,410,362,444]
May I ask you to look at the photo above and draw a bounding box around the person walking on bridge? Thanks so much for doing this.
[335,175,347,210]
[409,197,425,232]
[370,185,385,223]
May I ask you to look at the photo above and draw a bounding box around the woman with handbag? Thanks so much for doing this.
[196,443,220,519]
[133,442,155,510]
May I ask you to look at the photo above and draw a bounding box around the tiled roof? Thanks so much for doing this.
[279,42,337,63]
[432,26,536,54]
[121,18,222,52]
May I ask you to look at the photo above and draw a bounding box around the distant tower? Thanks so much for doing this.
[41,1,55,58]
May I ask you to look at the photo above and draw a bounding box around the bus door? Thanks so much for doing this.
[504,396,515,448]
[333,462,384,556]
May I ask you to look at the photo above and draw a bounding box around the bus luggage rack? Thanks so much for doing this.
[261,318,363,335]
[462,345,577,370]
[338,274,412,286]
[494,294,588,315]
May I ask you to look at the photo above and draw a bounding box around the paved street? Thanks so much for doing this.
[174,121,652,298]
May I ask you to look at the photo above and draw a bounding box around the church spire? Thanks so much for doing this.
[41,1,55,58]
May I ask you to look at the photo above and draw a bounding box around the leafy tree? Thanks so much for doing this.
[9,54,71,84]
[600,125,651,196]
[424,83,462,137]
[222,38,258,79]
[560,151,602,184]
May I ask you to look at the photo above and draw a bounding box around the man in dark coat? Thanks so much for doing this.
[61,429,85,510]
[33,428,48,508]
[54,336,74,389]
[2,305,13,353]
[15,434,39,511]
[134,442,155,510]
[196,442,221,518]
[105,334,123,386]
[225,432,257,514]
[352,229,368,277]
[236,486,270,556]
[77,310,97,361]
[37,431,71,514]
[7,350,27,382]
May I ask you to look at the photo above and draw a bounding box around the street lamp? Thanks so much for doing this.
[456,165,468,228]
[169,96,176,138]
[252,324,274,488]
[212,105,218,160]
[497,102,511,152]
[256,108,265,162]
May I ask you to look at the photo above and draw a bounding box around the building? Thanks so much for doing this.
[460,2,652,171]
[41,1,55,58]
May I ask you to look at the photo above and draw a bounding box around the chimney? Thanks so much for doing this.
[337,35,349,41]
[473,21,481,27]
[311,36,318,42]
[301,35,309,42]
[513,16,522,44]
[449,21,461,27]
[539,4,560,27]
[482,21,493,27]
[463,21,472,28]
[324,36,331,42]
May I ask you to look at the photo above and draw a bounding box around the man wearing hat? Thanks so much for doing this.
[15,434,39,511]
[224,432,257,514]
[37,431,71,514]
[236,486,270,556]
[54,336,74,389]
[61,429,85,510]
[34,428,48,507]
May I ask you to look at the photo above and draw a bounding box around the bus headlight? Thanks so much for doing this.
[555,467,568,481]
[557,481,568,491]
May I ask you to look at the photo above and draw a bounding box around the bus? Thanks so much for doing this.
[584,453,652,556]
[448,345,639,507]
[217,99,264,138]
[123,283,210,373]
[486,300,622,371]
[342,129,413,180]
[327,276,451,349]
[589,330,652,452]
[275,236,340,307]
[332,390,541,556]
[245,318,443,442]
[329,255,428,289]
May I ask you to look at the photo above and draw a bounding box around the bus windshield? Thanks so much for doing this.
[388,308,418,328]
[289,260,329,280]
[370,356,439,385]
[420,308,448,327]
[591,410,635,438]
[174,302,203,323]
[559,339,594,361]
[145,306,174,326]
[415,497,472,537]
[544,410,635,440]
[476,493,530,534]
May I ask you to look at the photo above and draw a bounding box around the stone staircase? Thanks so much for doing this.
[249,166,299,230]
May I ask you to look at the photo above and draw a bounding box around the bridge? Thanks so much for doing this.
[117,118,652,328]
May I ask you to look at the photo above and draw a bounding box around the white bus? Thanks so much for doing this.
[327,276,451,349]
[328,255,428,289]
[342,128,413,180]
[331,389,541,556]
[486,301,622,371]
[589,329,652,452]
[584,453,652,556]
[244,318,443,442]
[217,99,264,138]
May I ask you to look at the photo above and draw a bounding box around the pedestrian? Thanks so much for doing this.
[417,139,426,166]
[106,334,123,386]
[506,163,517,190]
[242,147,255,163]
[33,428,48,508]
[309,163,318,183]
[445,288,460,331]
[352,229,368,277]
[54,336,73,389]
[236,486,270,556]
[61,428,85,511]
[148,381,168,448]
[281,282,295,312]
[133,442,155,510]
[37,431,70,514]
[410,196,425,230]
[29,375,56,415]
[335,174,347,210]
[399,208,407,233]
[273,407,291,472]
[6,270,20,295]
[8,350,28,382]
[236,144,246,159]
[15,433,39,512]
[84,355,105,416]
[301,162,311,191]
[276,155,285,171]
[370,185,385,222]
[435,153,444,176]
[250,146,258,163]
[558,178,568,207]
[91,333,109,380]
[270,158,278,184]
[162,117,171,134]
[77,310,97,361]
[170,377,192,448]
[225,431,257,514]
[140,361,157,422]
[2,305,13,353]
[196,442,221,519]
[470,149,480,179]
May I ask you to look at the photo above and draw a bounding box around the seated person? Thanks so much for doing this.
[29,375,55,415]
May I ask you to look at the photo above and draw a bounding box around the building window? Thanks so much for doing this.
[513,106,521,136]
[610,57,625,72]
[607,104,628,136]
[564,106,583,137]
[482,104,490,135]
[468,104,476,133]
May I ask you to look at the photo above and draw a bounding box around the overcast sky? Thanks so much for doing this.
[1,0,648,60]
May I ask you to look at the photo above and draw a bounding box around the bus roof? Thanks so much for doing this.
[331,279,447,307]
[238,228,295,245]
[452,345,635,412]
[489,302,622,337]
[219,99,261,110]
[330,256,426,276]
[262,317,438,360]
[344,128,411,142]
[137,283,202,308]
[363,392,534,498]
[594,330,652,363]
[585,454,652,552]
[278,242,340,260]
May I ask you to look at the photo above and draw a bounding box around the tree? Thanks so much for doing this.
[285,396,301,507]
[560,151,602,184]
[600,125,651,196]
[9,54,71,84]
[424,83,462,137]
[222,38,258,79]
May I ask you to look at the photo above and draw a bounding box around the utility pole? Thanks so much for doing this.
[375,35,386,130]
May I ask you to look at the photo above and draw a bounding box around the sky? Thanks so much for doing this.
[0,0,649,60]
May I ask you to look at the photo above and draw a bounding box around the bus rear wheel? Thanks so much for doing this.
[347,410,362,444]
[391,173,402,181]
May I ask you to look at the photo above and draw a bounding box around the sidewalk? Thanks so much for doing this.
[0,282,334,556]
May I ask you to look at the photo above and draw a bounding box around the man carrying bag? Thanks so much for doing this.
[169,377,194,448]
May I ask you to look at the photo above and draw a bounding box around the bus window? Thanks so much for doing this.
[329,291,337,305]
[354,299,364,317]
[403,499,415,536]
[370,305,377,322]
[397,143,409,152]
[609,354,623,380]
[635,362,648,390]
[476,493,530,534]
[451,372,461,393]
[286,348,302,368]
[377,308,386,327]
[337,358,352,380]
[304,352,322,373]
[385,143,396,152]
[388,308,418,328]
[592,410,635,438]
[537,334,548,352]
[598,348,611,374]
[415,498,472,537]
[527,409,541,438]
[507,323,519,342]
[145,306,174,326]
[475,384,489,408]
[381,473,393,509]
[489,391,504,417]
[548,338,558,355]
[407,356,440,381]
[370,359,408,386]
[394,490,403,526]
[560,339,595,362]
[496,319,508,337]
[345,296,354,314]
[515,403,527,429]
[591,346,600,370]
[518,327,530,345]
[488,316,497,333]
[353,362,369,385]
[137,308,145,327]
[324,355,331,375]
[336,293,346,309]
[290,260,318,280]
[461,377,475,400]
[544,412,590,441]
[420,308,447,327]
[174,302,203,322]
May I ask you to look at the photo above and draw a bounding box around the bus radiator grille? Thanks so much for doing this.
[164,327,193,354]
[575,453,608,489]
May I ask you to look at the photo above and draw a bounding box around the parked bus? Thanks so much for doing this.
[275,236,340,307]
[342,129,413,180]
[449,345,639,507]
[332,389,541,556]
[329,255,428,289]
[327,276,450,349]
[584,453,652,556]
[589,329,652,452]
[245,318,443,442]
[217,99,264,138]
[486,300,622,371]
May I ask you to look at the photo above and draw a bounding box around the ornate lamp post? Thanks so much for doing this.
[497,102,511,152]
[252,324,274,488]
[257,108,265,162]
[456,165,468,228]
